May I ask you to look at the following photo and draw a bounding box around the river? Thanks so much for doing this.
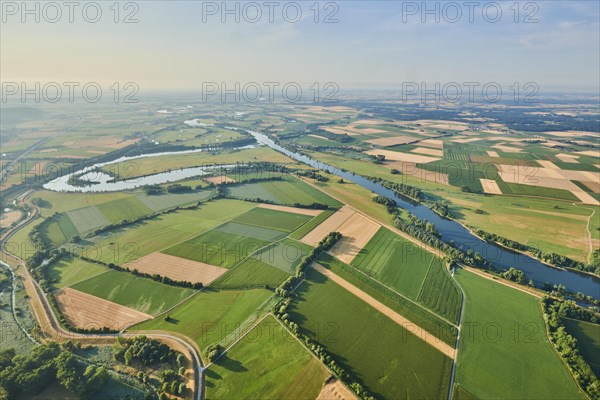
[42,127,599,299]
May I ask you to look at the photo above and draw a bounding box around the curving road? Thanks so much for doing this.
[0,191,204,400]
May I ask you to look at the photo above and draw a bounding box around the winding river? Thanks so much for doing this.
[43,128,600,299]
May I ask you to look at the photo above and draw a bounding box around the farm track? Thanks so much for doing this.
[312,263,456,358]
[0,192,204,400]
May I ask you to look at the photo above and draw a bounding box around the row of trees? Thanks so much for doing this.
[542,297,600,399]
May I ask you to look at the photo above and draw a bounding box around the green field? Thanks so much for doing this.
[498,181,580,201]
[205,315,327,400]
[46,257,108,289]
[318,253,458,344]
[252,238,312,273]
[162,228,271,268]
[66,206,109,233]
[352,228,435,300]
[211,258,290,289]
[562,317,600,376]
[83,200,256,264]
[289,210,335,240]
[226,177,341,207]
[136,190,214,211]
[95,197,153,223]
[215,221,288,241]
[132,289,273,357]
[454,268,582,399]
[70,270,195,315]
[417,259,463,324]
[232,207,312,232]
[289,269,453,400]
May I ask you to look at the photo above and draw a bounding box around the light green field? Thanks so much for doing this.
[226,177,341,207]
[131,289,272,356]
[83,200,256,264]
[454,268,582,399]
[162,227,271,268]
[70,270,195,315]
[290,269,453,400]
[211,258,290,289]
[205,315,327,400]
[562,317,600,376]
[352,228,434,300]
[215,221,288,242]
[252,238,312,273]
[65,206,109,233]
[135,190,214,211]
[46,257,108,289]
[95,197,153,223]
[232,207,312,232]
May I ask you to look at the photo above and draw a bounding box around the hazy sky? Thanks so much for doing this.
[1,1,599,92]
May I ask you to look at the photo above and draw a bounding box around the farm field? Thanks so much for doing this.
[562,317,600,376]
[69,269,195,315]
[83,199,256,264]
[205,315,328,400]
[453,268,582,399]
[252,238,312,273]
[417,258,463,324]
[46,257,109,289]
[225,176,342,207]
[131,288,273,358]
[352,228,436,300]
[162,225,272,268]
[231,206,313,232]
[210,257,290,289]
[124,252,227,285]
[55,287,152,330]
[289,210,334,240]
[289,268,453,400]
[95,197,153,223]
[135,189,214,211]
[318,252,459,342]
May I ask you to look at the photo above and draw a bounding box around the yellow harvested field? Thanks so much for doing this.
[365,149,440,164]
[258,203,323,216]
[313,264,455,358]
[555,154,579,163]
[317,379,357,400]
[0,210,21,228]
[480,179,502,195]
[492,144,522,153]
[301,206,355,246]
[418,139,444,149]
[61,136,139,149]
[125,252,227,284]
[351,119,386,125]
[329,213,380,264]
[204,175,236,184]
[576,150,600,158]
[321,126,355,136]
[411,147,443,157]
[487,151,500,157]
[536,160,561,169]
[55,288,151,330]
[365,136,417,146]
